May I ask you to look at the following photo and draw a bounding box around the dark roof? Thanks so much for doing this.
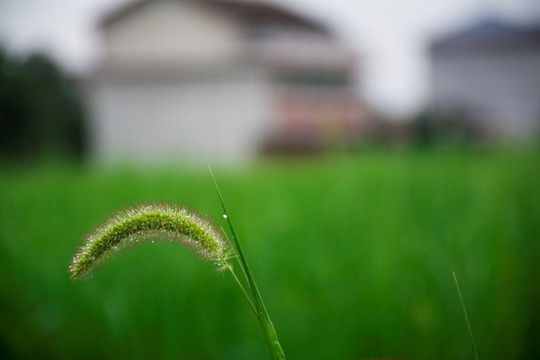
[430,19,540,55]
[100,0,329,35]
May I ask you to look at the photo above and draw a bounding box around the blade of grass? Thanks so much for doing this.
[224,258,259,319]
[453,271,480,360]
[209,166,287,360]
[220,229,259,319]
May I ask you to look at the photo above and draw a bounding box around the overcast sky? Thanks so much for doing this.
[0,0,539,117]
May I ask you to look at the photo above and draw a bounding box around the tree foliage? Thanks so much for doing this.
[0,48,86,160]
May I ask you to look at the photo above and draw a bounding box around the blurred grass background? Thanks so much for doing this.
[1,149,539,360]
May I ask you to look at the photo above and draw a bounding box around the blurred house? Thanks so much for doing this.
[88,0,366,163]
[429,19,540,140]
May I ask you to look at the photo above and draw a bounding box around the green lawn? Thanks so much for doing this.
[1,150,539,360]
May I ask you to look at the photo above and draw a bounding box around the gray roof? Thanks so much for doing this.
[430,19,540,55]
[101,0,330,35]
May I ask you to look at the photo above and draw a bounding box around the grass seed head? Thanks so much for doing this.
[69,202,232,279]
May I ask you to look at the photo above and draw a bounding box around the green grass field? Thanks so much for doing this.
[1,150,539,360]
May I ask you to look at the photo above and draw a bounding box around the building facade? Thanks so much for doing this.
[430,19,540,140]
[88,0,366,163]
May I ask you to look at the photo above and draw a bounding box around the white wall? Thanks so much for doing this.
[88,1,275,164]
[103,1,245,68]
[431,50,540,138]
[89,68,272,164]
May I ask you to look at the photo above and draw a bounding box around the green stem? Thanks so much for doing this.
[210,167,287,360]
[453,271,479,360]
[226,264,259,320]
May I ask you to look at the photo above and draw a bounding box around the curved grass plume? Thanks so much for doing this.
[69,202,232,279]
[69,186,287,360]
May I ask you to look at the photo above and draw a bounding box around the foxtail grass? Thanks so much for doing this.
[69,202,232,279]
[69,171,286,360]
